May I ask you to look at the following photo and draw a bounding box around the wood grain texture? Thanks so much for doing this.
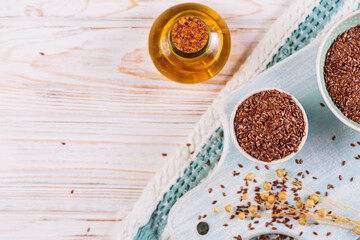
[0,0,292,239]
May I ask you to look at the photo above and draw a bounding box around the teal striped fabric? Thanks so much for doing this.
[134,0,344,239]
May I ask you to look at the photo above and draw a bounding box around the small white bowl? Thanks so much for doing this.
[316,10,360,132]
[230,88,309,165]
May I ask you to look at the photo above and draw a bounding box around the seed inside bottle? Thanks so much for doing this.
[171,16,209,54]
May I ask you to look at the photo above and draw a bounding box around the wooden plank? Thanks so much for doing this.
[0,0,292,239]
[0,0,290,19]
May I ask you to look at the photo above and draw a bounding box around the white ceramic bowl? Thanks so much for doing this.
[316,10,360,132]
[230,88,309,165]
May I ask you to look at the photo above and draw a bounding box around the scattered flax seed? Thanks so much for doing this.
[350,177,354,182]
[233,235,242,240]
[208,188,212,193]
[39,52,45,55]
[320,103,325,107]
[313,232,318,236]
[212,200,217,204]
[265,165,270,170]
[299,231,303,236]
[222,192,227,197]
[272,227,277,230]
[198,215,201,220]
[238,164,243,168]
[206,161,210,166]
[61,142,66,145]
[326,232,331,236]
[223,224,228,227]
[70,190,74,194]
[306,170,310,175]
[87,228,90,233]
[295,158,304,164]
[325,192,328,197]
[255,166,260,170]
[351,143,356,147]
[342,160,346,166]
[358,141,360,145]
[339,175,343,181]
[221,185,225,189]
[332,136,336,141]
[186,143,191,147]
[203,214,207,218]
[190,151,194,155]
[162,153,167,156]
[313,177,317,180]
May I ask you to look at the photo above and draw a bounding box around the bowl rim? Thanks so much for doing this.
[316,9,360,132]
[229,88,309,165]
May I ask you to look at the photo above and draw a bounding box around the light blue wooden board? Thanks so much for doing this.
[168,40,360,240]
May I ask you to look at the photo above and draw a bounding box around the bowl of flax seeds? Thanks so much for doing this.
[230,88,308,165]
[317,10,360,132]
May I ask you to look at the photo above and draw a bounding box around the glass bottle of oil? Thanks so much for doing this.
[148,3,231,84]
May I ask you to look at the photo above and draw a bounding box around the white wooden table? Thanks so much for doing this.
[0,1,292,239]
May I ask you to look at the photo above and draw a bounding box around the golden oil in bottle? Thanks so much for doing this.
[148,3,231,84]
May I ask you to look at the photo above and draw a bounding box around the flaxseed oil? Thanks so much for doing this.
[148,3,231,84]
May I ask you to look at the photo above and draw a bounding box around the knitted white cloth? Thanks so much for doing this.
[116,0,359,239]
